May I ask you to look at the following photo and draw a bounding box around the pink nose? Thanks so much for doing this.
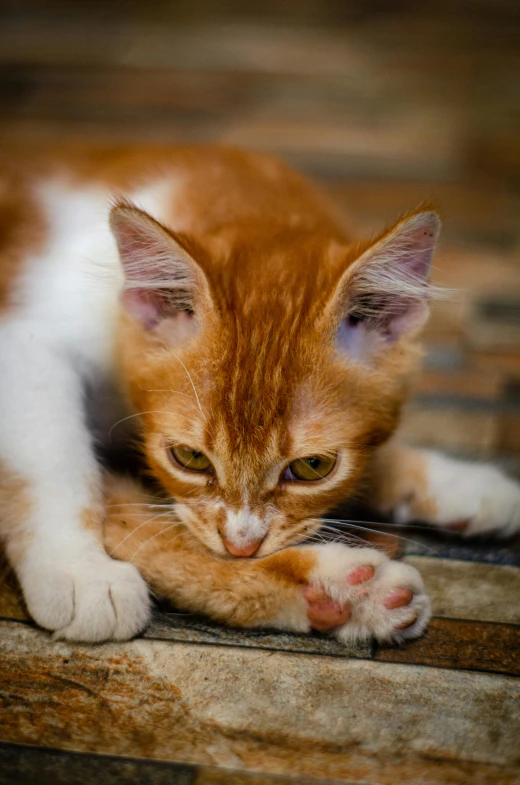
[223,538,263,557]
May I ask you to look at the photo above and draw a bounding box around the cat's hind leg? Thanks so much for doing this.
[0,330,150,641]
[368,441,520,537]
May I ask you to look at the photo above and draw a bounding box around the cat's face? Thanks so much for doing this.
[122,320,402,557]
[112,204,439,557]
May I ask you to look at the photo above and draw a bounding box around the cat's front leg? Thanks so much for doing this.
[104,478,429,644]
[0,332,150,641]
[265,544,430,644]
[369,441,520,537]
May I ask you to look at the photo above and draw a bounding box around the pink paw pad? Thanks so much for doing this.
[303,584,350,632]
[347,565,375,586]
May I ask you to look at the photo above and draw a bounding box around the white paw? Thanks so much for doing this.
[305,544,430,644]
[19,549,150,642]
[395,453,520,537]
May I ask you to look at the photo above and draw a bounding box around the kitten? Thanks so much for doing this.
[0,144,518,644]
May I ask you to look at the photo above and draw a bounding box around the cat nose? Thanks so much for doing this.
[222,537,264,557]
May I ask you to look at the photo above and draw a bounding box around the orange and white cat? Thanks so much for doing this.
[0,144,518,644]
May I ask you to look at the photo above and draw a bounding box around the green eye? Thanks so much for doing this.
[288,455,336,482]
[170,445,212,472]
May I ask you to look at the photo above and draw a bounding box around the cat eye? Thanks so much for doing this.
[285,455,337,482]
[170,445,212,473]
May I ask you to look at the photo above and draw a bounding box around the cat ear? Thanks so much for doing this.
[333,211,440,360]
[110,200,211,331]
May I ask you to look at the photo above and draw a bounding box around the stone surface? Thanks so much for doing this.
[1,622,520,784]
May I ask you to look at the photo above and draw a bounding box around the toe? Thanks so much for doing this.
[110,567,150,639]
[384,587,413,610]
[307,600,351,631]
[347,565,375,586]
[56,581,117,642]
[24,571,75,631]
[395,614,418,630]
[304,582,351,631]
[303,584,330,604]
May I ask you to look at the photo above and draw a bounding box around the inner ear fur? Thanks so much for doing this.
[329,210,441,343]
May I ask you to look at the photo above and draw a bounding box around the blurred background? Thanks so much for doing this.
[0,8,519,781]
[1,0,519,471]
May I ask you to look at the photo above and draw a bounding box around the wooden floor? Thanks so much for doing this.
[0,2,519,784]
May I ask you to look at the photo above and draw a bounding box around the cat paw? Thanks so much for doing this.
[394,453,520,537]
[19,550,150,642]
[305,544,430,644]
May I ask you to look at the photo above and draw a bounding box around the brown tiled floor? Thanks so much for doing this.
[0,2,519,784]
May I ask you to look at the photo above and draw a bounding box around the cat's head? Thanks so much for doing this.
[111,201,440,557]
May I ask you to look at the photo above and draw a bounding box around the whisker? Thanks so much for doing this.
[324,516,439,531]
[315,525,378,549]
[108,410,179,441]
[129,525,186,563]
[105,502,174,510]
[169,350,206,421]
[308,535,371,550]
[139,387,195,401]
[160,611,195,617]
[320,518,440,555]
[318,523,373,541]
[108,512,181,556]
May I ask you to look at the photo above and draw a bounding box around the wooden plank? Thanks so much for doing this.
[0,623,519,785]
[416,370,503,400]
[401,529,520,566]
[327,182,520,252]
[404,557,520,624]
[0,741,196,785]
[375,618,520,675]
[398,407,497,453]
[2,598,518,676]
[496,380,520,454]
[0,742,362,785]
[144,613,372,659]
